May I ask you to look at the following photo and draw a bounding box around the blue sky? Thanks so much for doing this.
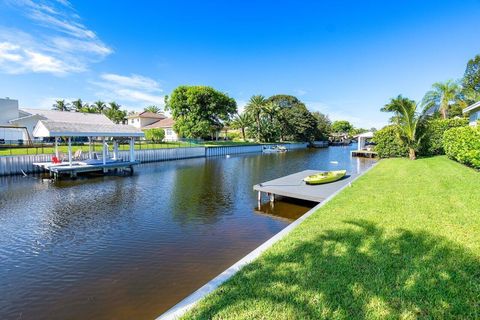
[0,0,479,128]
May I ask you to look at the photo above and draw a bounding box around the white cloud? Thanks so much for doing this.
[100,73,161,92]
[92,73,165,109]
[0,0,111,75]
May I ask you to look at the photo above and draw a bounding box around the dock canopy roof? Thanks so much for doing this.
[463,101,480,114]
[33,120,144,138]
[354,131,374,139]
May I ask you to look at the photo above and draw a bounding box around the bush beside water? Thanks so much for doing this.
[443,126,480,169]
[372,125,408,158]
[374,119,469,159]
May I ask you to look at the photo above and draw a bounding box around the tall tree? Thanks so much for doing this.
[93,100,106,113]
[244,95,267,141]
[462,54,480,93]
[331,120,353,133]
[52,99,70,111]
[312,111,331,140]
[165,85,237,139]
[144,105,161,113]
[230,112,250,141]
[421,80,461,119]
[104,102,127,124]
[381,95,425,160]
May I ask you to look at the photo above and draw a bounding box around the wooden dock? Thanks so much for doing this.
[351,150,378,158]
[254,170,359,203]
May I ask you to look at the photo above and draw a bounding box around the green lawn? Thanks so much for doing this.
[182,156,480,319]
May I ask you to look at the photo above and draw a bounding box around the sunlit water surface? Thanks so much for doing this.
[0,146,375,320]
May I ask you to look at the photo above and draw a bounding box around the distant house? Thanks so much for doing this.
[0,98,25,141]
[127,111,178,141]
[9,108,114,141]
[143,117,178,141]
[463,101,480,126]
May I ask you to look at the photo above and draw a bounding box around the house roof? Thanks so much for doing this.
[463,101,480,113]
[143,117,175,129]
[354,131,374,138]
[33,120,144,138]
[18,108,113,125]
[126,111,166,119]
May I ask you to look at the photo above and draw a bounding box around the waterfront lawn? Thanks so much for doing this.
[183,156,480,319]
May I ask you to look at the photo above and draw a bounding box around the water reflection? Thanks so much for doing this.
[0,146,375,320]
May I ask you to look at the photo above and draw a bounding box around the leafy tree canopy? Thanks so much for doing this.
[312,111,331,140]
[462,54,480,93]
[165,85,237,139]
[331,120,354,133]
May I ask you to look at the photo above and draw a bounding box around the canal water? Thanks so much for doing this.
[0,146,375,320]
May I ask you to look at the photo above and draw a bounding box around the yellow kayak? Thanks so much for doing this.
[303,170,347,185]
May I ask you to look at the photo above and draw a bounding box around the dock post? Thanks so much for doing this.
[269,193,275,203]
[68,137,72,167]
[257,191,262,202]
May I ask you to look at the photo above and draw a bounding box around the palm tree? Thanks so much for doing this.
[421,80,461,119]
[52,99,70,111]
[93,100,106,113]
[382,95,425,160]
[103,102,126,124]
[71,99,84,112]
[144,105,161,113]
[231,112,250,141]
[245,95,266,141]
[108,101,121,111]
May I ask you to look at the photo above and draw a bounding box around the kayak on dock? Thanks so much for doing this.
[303,170,347,185]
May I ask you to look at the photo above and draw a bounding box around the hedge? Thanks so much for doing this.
[443,126,480,169]
[420,118,469,156]
[372,125,408,158]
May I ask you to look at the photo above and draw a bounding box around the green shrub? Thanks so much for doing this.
[443,126,480,169]
[226,131,241,141]
[420,118,468,156]
[143,128,165,142]
[372,125,408,158]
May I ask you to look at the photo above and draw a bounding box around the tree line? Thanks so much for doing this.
[165,85,364,142]
[51,88,364,143]
[51,99,165,124]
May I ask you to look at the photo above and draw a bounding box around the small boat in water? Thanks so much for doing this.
[303,170,347,185]
[262,145,287,153]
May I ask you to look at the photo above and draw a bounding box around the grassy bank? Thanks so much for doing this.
[182,156,480,319]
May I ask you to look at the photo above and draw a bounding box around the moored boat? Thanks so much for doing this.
[262,145,287,153]
[303,170,347,185]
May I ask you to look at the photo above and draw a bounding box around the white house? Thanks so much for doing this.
[463,101,480,126]
[0,98,26,142]
[127,111,178,141]
[126,111,167,128]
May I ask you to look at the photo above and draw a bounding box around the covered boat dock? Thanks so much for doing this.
[32,120,144,178]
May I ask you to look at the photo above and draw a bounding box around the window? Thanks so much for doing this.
[166,128,173,135]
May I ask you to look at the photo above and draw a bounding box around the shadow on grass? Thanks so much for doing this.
[186,220,480,319]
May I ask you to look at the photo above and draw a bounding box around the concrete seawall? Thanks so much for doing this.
[0,143,309,176]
